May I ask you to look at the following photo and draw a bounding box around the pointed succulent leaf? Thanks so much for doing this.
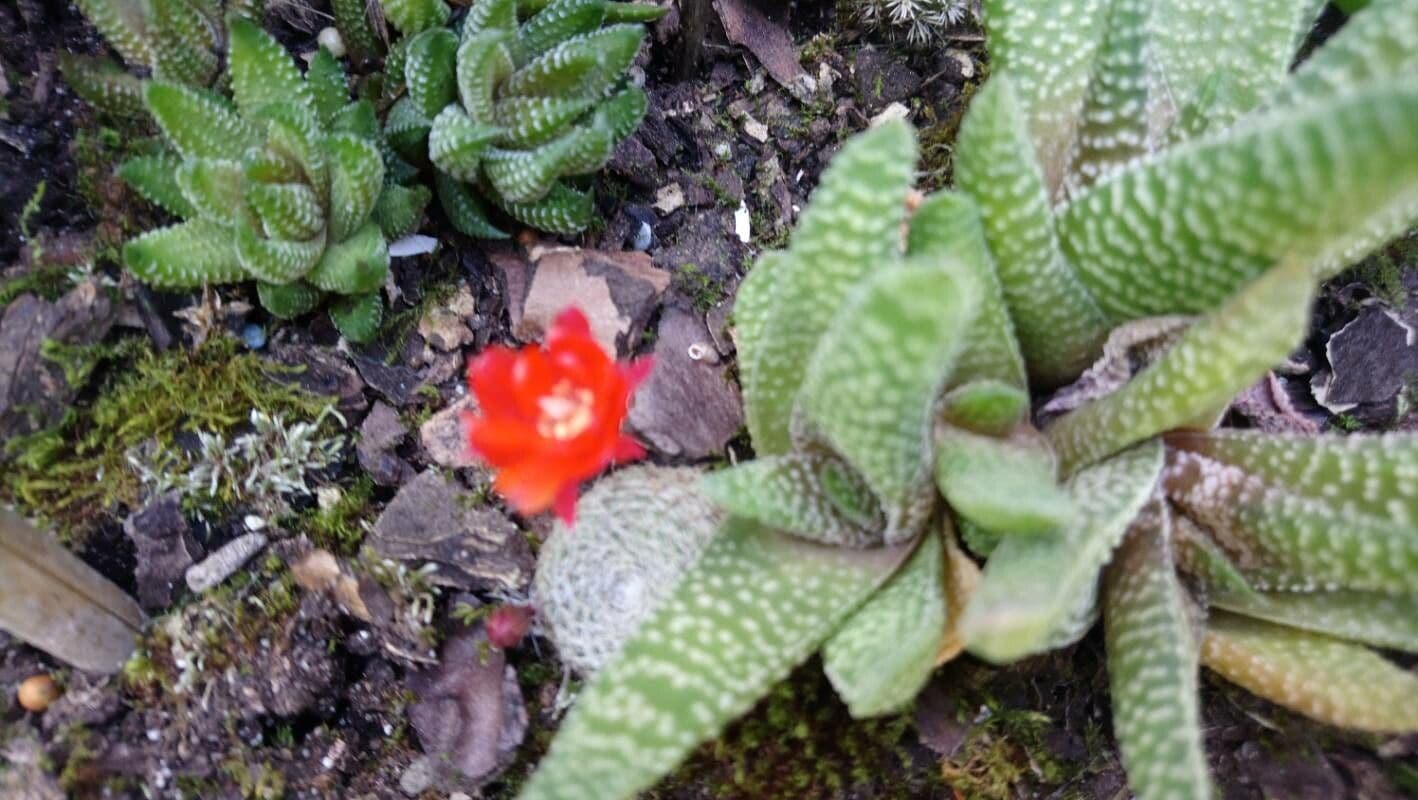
[1064,0,1153,191]
[150,0,219,86]
[519,0,607,58]
[333,0,381,61]
[593,86,649,143]
[1047,261,1313,475]
[493,181,594,234]
[979,0,1110,196]
[325,132,386,242]
[246,182,327,241]
[75,0,154,67]
[1263,0,1418,114]
[119,153,198,219]
[502,25,645,99]
[494,95,598,148]
[456,30,517,125]
[823,530,946,718]
[1210,590,1418,654]
[935,426,1073,536]
[1165,451,1418,596]
[515,518,914,800]
[484,126,611,203]
[463,0,518,38]
[1172,514,1259,600]
[603,1,668,23]
[731,251,781,427]
[381,0,450,35]
[306,221,389,295]
[1202,612,1418,732]
[227,16,311,120]
[372,182,431,240]
[261,104,329,203]
[1103,509,1212,800]
[123,219,245,288]
[795,259,979,543]
[406,27,459,120]
[328,291,384,343]
[963,441,1163,663]
[59,54,147,118]
[939,381,1030,437]
[176,158,247,227]
[958,518,1002,559]
[306,49,350,128]
[1060,82,1418,321]
[1165,429,1418,527]
[242,146,302,186]
[698,454,885,549]
[743,120,916,456]
[384,96,433,159]
[428,105,502,182]
[145,82,261,160]
[257,281,321,319]
[436,172,508,238]
[330,99,381,140]
[954,76,1109,386]
[234,224,326,284]
[906,190,1027,389]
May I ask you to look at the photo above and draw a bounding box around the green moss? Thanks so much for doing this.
[2,335,331,540]
[287,475,377,556]
[673,263,725,312]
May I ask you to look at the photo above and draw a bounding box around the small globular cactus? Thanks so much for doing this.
[119,18,429,342]
[381,0,665,236]
[532,465,723,675]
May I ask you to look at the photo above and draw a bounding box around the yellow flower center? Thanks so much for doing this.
[537,380,596,440]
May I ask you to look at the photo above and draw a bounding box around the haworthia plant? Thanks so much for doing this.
[517,3,1418,800]
[119,18,429,341]
[64,0,260,118]
[379,0,665,236]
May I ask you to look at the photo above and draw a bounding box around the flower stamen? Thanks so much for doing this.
[537,380,596,440]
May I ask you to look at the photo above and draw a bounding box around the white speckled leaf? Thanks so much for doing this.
[1210,590,1418,653]
[1202,611,1418,732]
[76,0,154,68]
[1263,0,1418,114]
[742,120,916,455]
[325,133,386,243]
[1047,261,1312,475]
[227,17,312,120]
[939,380,1030,437]
[823,529,945,718]
[380,0,450,35]
[954,76,1109,385]
[698,454,884,548]
[1059,82,1418,321]
[962,440,1162,663]
[122,219,244,288]
[934,426,1074,536]
[145,82,260,161]
[405,27,459,120]
[795,259,978,543]
[1103,506,1212,800]
[234,223,325,284]
[515,518,913,800]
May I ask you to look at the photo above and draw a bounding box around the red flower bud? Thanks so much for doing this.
[485,605,533,650]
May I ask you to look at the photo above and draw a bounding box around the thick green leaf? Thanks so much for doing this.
[698,454,885,548]
[406,27,460,120]
[227,16,311,119]
[119,153,198,218]
[954,76,1109,386]
[515,518,913,800]
[455,30,517,125]
[494,181,594,234]
[1210,590,1418,653]
[1263,0,1418,113]
[306,221,389,295]
[59,54,147,118]
[381,0,450,35]
[741,120,916,456]
[263,104,329,204]
[1060,82,1418,321]
[822,529,945,717]
[483,124,613,203]
[372,183,431,240]
[176,158,247,227]
[963,441,1162,663]
[463,0,518,38]
[333,0,381,60]
[934,426,1073,536]
[306,49,350,128]
[428,105,502,182]
[75,0,153,67]
[384,95,433,159]
[234,224,325,284]
[436,172,508,238]
[494,95,598,148]
[150,0,218,86]
[1103,508,1211,800]
[1202,611,1418,732]
[247,182,326,241]
[795,259,978,543]
[325,133,386,242]
[145,81,260,160]
[502,25,644,99]
[123,219,245,288]
[257,281,321,319]
[328,291,384,343]
[938,380,1030,437]
[520,0,607,58]
[1047,261,1312,475]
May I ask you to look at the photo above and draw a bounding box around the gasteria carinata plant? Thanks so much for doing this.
[515,1,1418,799]
[118,17,430,342]
[63,0,262,119]
[379,0,664,236]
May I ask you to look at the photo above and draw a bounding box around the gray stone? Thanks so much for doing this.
[358,401,414,486]
[853,46,922,112]
[123,493,203,611]
[419,394,479,470]
[628,308,744,459]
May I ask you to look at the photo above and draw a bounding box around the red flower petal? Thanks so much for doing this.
[553,484,580,526]
[548,306,591,343]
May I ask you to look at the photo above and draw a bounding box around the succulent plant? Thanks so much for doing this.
[379,0,665,236]
[118,17,430,342]
[63,0,262,118]
[852,0,975,47]
[514,2,1418,799]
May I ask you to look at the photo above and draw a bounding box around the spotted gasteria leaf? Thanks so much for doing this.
[1104,508,1211,800]
[1202,612,1418,732]
[1208,590,1418,653]
[515,519,913,800]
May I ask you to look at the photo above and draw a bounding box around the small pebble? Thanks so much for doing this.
[186,532,268,592]
[241,323,267,350]
[632,220,653,251]
[317,27,346,58]
[17,674,59,713]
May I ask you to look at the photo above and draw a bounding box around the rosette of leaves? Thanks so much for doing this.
[378,0,664,236]
[512,2,1418,799]
[63,0,262,119]
[119,17,429,342]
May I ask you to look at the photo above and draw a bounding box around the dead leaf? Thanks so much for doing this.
[0,508,142,673]
[713,0,812,99]
[936,522,981,666]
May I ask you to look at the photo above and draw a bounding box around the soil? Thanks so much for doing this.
[1,2,1416,799]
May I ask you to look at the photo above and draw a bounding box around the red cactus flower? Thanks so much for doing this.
[464,307,652,525]
[485,605,533,650]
